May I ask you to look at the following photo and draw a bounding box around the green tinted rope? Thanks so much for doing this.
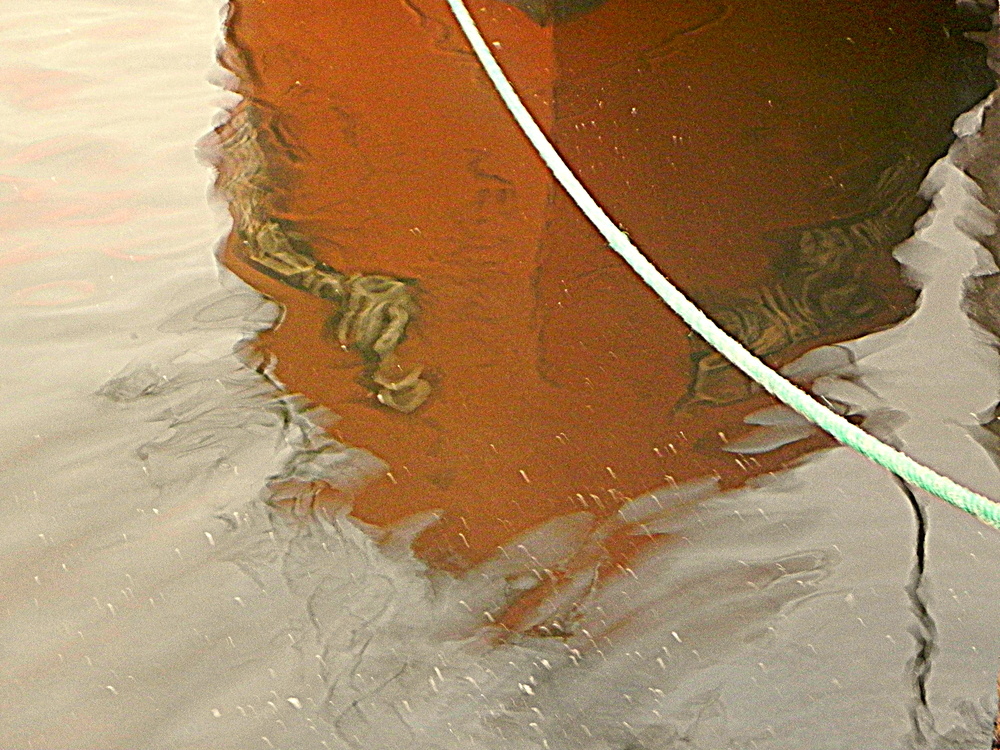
[445,0,1000,531]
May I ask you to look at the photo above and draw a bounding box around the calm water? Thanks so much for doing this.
[2,0,1000,747]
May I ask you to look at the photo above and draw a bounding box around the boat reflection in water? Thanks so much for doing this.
[2,0,1000,747]
[221,0,980,568]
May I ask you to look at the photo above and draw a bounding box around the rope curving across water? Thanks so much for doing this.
[444,0,1000,531]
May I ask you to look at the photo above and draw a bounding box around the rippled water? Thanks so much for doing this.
[2,0,1000,748]
[219,0,992,569]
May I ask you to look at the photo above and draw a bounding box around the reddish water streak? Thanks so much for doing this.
[0,66,86,111]
[222,0,982,567]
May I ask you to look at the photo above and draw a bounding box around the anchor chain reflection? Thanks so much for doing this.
[687,156,926,406]
[217,103,431,412]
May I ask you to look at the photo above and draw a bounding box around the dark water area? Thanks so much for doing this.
[220,0,992,568]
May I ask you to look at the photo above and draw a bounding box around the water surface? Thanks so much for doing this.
[2,1,1000,747]
[221,0,990,567]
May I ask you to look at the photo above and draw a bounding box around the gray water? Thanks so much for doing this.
[1,1,1000,748]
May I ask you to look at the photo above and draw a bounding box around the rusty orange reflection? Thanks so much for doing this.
[219,0,985,567]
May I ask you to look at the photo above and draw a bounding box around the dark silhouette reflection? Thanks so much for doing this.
[501,0,609,24]
[219,0,991,567]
